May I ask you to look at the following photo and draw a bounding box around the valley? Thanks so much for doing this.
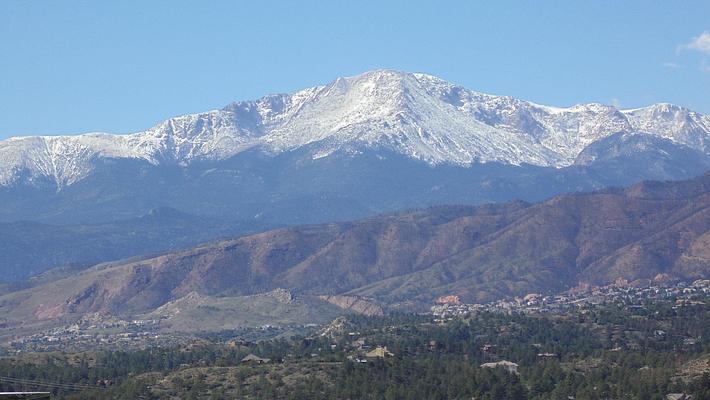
[1,172,708,339]
[2,287,710,399]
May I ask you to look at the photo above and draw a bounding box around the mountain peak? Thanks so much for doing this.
[349,68,411,79]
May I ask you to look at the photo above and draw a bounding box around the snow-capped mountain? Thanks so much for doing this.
[1,69,709,187]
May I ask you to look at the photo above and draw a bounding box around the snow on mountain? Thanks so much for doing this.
[622,103,710,153]
[1,69,709,187]
[0,134,142,186]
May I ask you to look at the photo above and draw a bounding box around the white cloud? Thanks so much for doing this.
[611,98,621,108]
[661,62,681,70]
[680,31,710,54]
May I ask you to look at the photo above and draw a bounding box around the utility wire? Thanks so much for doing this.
[0,377,91,390]
[0,375,103,391]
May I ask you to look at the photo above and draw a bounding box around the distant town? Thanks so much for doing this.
[4,279,710,356]
[432,279,710,319]
[1,315,313,354]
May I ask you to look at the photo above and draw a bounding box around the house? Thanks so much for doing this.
[683,338,697,346]
[365,346,394,358]
[241,354,271,364]
[227,338,254,348]
[436,295,461,305]
[480,360,519,375]
[353,338,372,350]
[523,293,542,304]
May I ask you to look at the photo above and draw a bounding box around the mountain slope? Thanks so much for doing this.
[2,139,709,226]
[0,208,270,281]
[1,172,708,328]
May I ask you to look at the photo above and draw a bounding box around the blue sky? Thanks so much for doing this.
[1,1,709,138]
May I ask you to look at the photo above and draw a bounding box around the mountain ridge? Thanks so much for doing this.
[2,69,709,187]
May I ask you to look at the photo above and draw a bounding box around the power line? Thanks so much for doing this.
[0,376,93,390]
[0,376,83,390]
[0,376,102,391]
